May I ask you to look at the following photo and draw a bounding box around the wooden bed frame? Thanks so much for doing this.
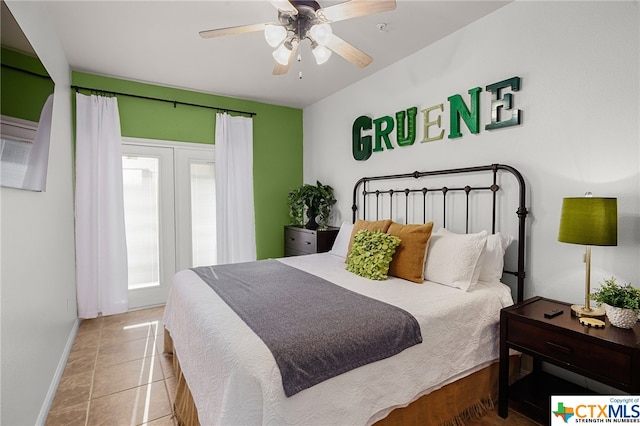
[165,163,529,425]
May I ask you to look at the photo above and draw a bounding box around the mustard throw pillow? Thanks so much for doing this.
[387,222,434,283]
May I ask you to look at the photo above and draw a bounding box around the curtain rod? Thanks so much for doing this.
[1,63,52,80]
[71,85,257,117]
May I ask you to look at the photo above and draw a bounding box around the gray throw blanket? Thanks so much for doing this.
[191,260,422,397]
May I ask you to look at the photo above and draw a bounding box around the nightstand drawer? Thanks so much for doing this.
[285,227,317,254]
[284,226,340,257]
[509,319,633,386]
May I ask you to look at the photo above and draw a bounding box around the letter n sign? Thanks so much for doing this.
[448,87,481,139]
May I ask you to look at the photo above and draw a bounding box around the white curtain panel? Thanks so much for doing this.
[215,113,257,264]
[22,93,53,191]
[75,93,128,318]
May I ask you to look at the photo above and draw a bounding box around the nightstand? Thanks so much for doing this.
[498,296,640,424]
[284,226,339,257]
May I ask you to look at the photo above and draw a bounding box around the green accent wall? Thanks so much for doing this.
[1,47,54,122]
[72,72,303,259]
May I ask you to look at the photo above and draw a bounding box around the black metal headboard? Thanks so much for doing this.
[351,164,528,303]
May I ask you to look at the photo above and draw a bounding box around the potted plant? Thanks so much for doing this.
[590,277,640,328]
[287,181,336,230]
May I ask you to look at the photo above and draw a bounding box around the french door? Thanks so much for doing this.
[121,139,215,309]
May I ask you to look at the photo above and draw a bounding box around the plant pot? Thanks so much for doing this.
[604,304,638,329]
[305,207,319,230]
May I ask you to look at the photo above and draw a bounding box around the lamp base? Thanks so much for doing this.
[571,304,605,318]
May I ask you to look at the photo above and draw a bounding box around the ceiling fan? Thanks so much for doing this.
[199,0,397,75]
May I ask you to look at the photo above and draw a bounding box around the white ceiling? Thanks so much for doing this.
[1,1,35,54]
[5,1,511,109]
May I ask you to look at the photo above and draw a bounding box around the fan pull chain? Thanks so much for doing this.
[298,53,302,79]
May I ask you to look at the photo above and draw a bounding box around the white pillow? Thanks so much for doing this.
[328,222,354,258]
[424,229,488,291]
[478,232,514,283]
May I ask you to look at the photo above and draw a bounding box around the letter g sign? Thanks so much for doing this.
[352,115,372,161]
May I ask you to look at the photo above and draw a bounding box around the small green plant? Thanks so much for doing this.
[590,277,640,311]
[287,181,336,229]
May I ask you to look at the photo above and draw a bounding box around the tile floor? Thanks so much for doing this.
[46,306,175,426]
[45,306,541,426]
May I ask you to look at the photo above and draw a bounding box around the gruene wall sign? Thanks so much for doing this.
[352,76,522,161]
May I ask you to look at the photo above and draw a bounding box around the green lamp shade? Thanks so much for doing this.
[558,197,618,246]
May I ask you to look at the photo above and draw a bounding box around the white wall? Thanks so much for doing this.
[1,2,77,425]
[303,2,639,303]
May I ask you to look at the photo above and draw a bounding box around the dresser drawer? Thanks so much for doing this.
[284,226,339,257]
[285,227,317,254]
[508,319,633,387]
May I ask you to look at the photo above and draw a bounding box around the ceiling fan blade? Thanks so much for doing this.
[273,42,299,75]
[199,23,269,39]
[269,0,298,15]
[326,34,372,68]
[318,0,396,23]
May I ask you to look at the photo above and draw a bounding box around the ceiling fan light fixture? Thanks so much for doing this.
[264,24,287,47]
[309,23,332,46]
[200,0,397,74]
[273,42,292,65]
[312,44,332,65]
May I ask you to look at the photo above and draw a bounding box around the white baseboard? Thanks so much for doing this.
[35,318,80,426]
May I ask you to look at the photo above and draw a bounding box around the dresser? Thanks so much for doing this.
[498,296,640,423]
[284,226,339,257]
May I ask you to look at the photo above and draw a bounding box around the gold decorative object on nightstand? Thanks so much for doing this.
[578,317,605,328]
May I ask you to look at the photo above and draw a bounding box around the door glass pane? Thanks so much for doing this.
[123,156,160,289]
[190,162,216,267]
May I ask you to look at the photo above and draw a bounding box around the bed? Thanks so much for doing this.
[163,163,529,426]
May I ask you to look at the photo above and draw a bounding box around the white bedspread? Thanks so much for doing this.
[162,253,513,426]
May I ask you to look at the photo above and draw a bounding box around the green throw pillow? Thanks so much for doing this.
[346,229,401,280]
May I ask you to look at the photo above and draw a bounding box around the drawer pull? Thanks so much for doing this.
[305,241,311,245]
[546,341,572,354]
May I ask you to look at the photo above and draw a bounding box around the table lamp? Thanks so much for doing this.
[558,194,617,318]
